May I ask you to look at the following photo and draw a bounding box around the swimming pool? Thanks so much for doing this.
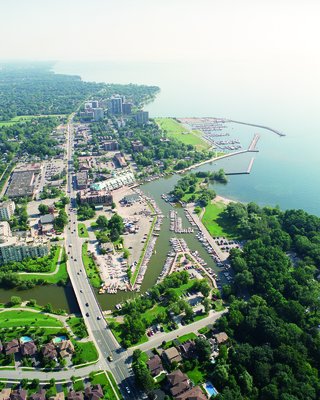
[204,382,218,398]
[52,335,67,344]
[20,336,33,344]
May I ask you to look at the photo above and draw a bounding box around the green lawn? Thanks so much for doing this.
[19,247,69,284]
[0,310,63,328]
[202,201,239,238]
[78,223,89,238]
[179,332,197,343]
[90,371,122,400]
[82,242,102,288]
[67,317,88,339]
[186,365,205,385]
[0,115,66,127]
[72,341,99,364]
[155,118,209,151]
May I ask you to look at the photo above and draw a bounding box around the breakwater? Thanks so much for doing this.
[227,119,286,137]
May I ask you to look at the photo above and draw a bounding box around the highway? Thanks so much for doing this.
[64,116,140,399]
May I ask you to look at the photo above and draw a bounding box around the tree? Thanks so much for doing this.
[133,360,155,392]
[212,364,229,388]
[194,337,211,362]
[10,296,21,306]
[203,297,211,313]
[96,215,108,229]
[38,204,49,215]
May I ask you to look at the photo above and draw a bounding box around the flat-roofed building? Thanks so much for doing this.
[131,140,144,152]
[104,140,119,151]
[0,224,50,265]
[76,171,89,189]
[0,200,15,220]
[77,189,113,206]
[122,102,132,115]
[135,110,149,125]
[91,170,135,192]
[5,171,36,199]
[113,153,127,168]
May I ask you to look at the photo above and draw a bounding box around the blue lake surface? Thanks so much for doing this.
[54,60,320,216]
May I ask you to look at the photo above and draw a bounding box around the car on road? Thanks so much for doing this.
[85,303,89,307]
[97,316,101,320]
[86,312,89,317]
[80,289,83,293]
[108,355,113,362]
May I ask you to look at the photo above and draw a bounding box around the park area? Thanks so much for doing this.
[202,201,239,238]
[155,118,209,151]
[0,309,63,329]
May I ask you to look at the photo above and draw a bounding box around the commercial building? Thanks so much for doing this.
[76,171,89,189]
[93,108,104,121]
[0,221,50,265]
[77,189,113,206]
[113,153,127,168]
[108,97,123,114]
[5,170,36,199]
[104,140,119,151]
[131,140,144,152]
[91,170,135,192]
[0,200,15,220]
[135,110,149,125]
[122,102,132,115]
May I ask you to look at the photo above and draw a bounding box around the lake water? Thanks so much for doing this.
[54,60,320,216]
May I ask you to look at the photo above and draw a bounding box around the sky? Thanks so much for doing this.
[1,0,320,65]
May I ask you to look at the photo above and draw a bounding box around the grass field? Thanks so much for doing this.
[179,332,197,343]
[19,247,69,284]
[90,371,121,400]
[72,341,99,364]
[202,201,239,238]
[78,223,89,238]
[0,115,66,127]
[155,118,209,151]
[82,242,102,288]
[0,310,63,328]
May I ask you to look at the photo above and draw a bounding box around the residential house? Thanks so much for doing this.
[147,355,164,377]
[162,347,182,365]
[84,385,104,400]
[10,390,27,400]
[67,392,84,400]
[21,340,37,357]
[179,340,195,359]
[213,332,228,345]
[0,388,11,400]
[42,342,58,359]
[176,386,207,400]
[29,390,46,400]
[4,339,19,355]
[56,339,75,358]
[49,393,65,400]
[167,370,190,397]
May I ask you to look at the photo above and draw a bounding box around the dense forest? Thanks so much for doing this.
[0,64,104,120]
[212,203,320,400]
